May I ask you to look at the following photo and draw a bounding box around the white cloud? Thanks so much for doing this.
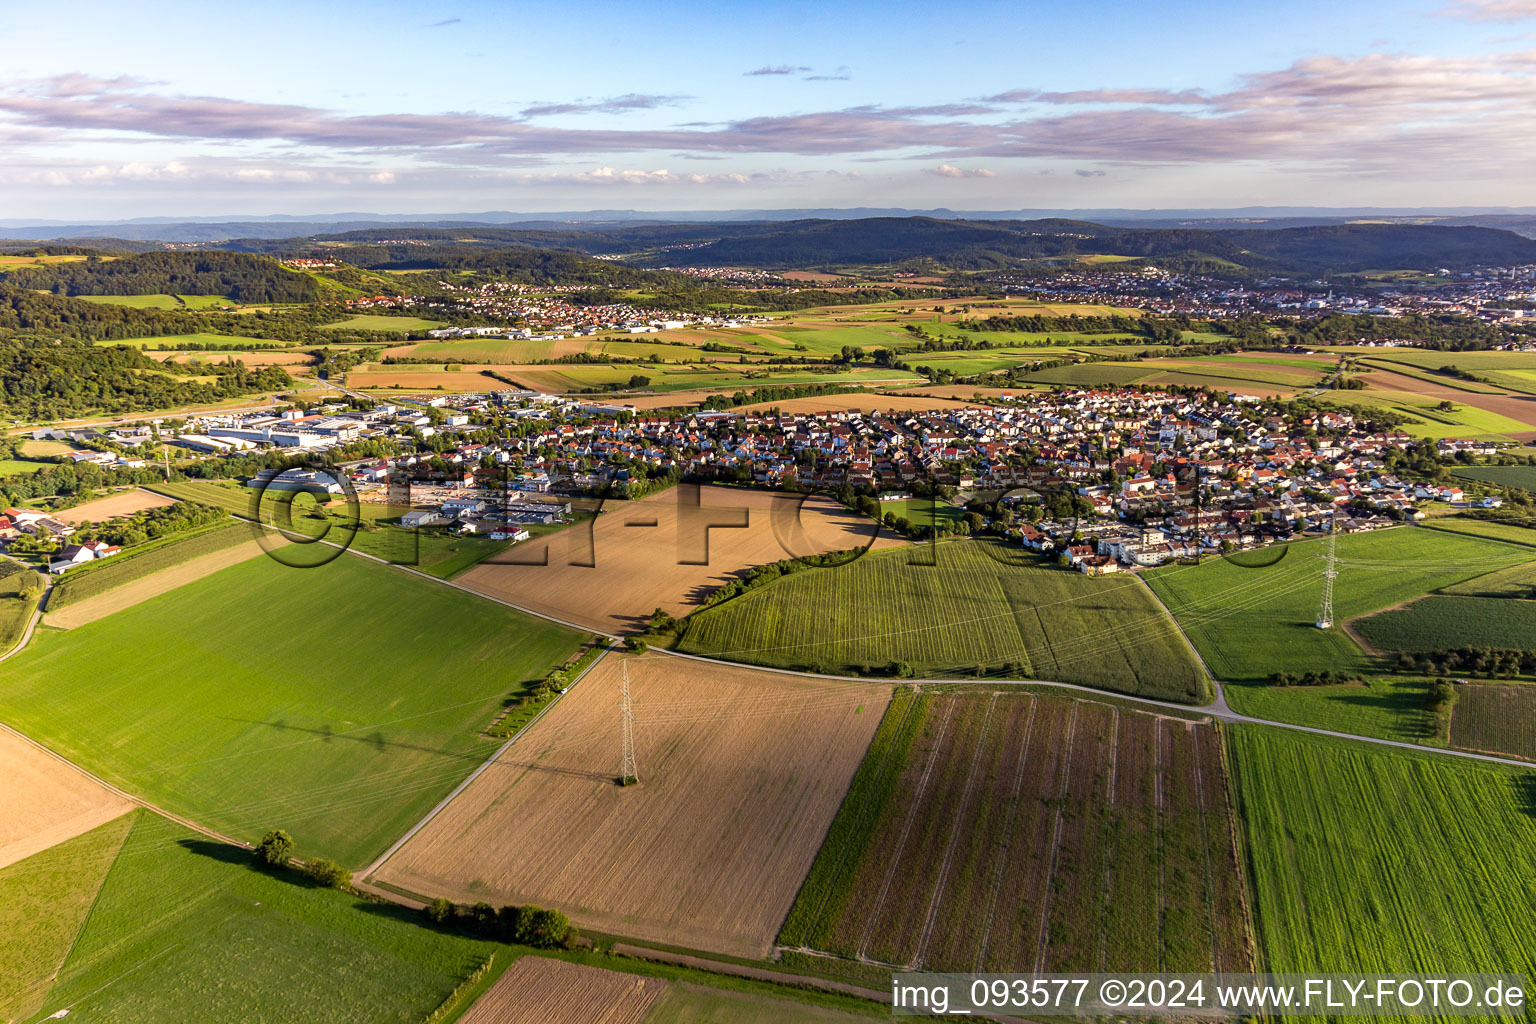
[929,164,996,178]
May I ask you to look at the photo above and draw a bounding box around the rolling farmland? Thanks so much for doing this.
[376,655,891,958]
[1448,685,1536,761]
[0,554,584,866]
[1228,727,1536,1003]
[1145,526,1534,683]
[678,539,1208,702]
[780,692,1250,976]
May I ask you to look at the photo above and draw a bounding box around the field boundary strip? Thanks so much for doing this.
[913,692,998,968]
[857,697,957,963]
[973,694,1037,971]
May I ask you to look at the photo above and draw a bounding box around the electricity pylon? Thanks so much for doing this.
[1315,509,1338,629]
[619,661,638,785]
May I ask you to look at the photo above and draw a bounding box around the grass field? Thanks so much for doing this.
[678,539,1208,702]
[1145,527,1534,682]
[0,555,584,865]
[1221,678,1436,742]
[1442,558,1536,597]
[377,655,891,958]
[1419,516,1536,548]
[76,293,232,310]
[19,439,73,457]
[1304,388,1529,438]
[1448,684,1536,760]
[1356,595,1536,654]
[23,810,500,1024]
[1020,362,1158,386]
[1453,465,1536,492]
[322,314,447,333]
[780,692,1250,974]
[1228,726,1536,1001]
[876,497,964,528]
[0,458,51,476]
[0,815,133,1021]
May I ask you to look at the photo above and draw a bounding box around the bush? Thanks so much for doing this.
[303,857,352,889]
[424,897,454,925]
[255,829,293,868]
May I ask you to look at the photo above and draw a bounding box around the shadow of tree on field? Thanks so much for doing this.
[175,838,326,888]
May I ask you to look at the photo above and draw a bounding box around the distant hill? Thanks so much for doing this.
[650,218,1536,273]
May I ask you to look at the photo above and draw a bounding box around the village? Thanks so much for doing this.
[15,379,1509,579]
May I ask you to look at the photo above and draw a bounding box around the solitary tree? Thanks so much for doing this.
[255,829,293,868]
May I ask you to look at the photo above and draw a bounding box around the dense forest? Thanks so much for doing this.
[4,251,321,302]
[646,218,1536,274]
[0,339,292,420]
[0,285,369,343]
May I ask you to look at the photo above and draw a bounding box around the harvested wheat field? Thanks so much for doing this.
[458,957,665,1024]
[45,537,279,630]
[457,484,903,634]
[55,488,177,525]
[375,654,893,957]
[0,728,133,869]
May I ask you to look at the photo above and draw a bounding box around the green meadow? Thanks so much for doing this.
[11,812,497,1024]
[0,554,583,865]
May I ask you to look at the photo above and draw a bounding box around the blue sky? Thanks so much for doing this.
[3,0,1534,217]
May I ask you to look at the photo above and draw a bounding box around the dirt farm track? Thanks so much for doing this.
[457,484,904,634]
[374,654,893,957]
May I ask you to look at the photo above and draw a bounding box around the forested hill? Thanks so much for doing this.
[323,244,693,287]
[4,251,321,302]
[647,218,1536,273]
[0,338,292,420]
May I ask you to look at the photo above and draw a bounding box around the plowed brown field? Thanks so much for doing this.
[0,729,133,869]
[457,957,665,1024]
[55,488,177,524]
[457,484,903,634]
[375,655,891,957]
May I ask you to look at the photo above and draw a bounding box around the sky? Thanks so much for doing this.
[2,0,1535,219]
